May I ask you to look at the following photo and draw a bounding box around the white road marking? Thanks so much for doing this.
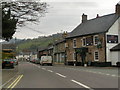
[111,75,116,77]
[71,79,93,90]
[92,72,97,74]
[56,73,66,78]
[1,72,19,88]
[47,70,53,72]
[106,74,110,76]
[98,72,102,74]
[42,68,46,70]
[38,66,41,68]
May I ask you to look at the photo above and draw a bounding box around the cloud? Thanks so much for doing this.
[14,0,120,39]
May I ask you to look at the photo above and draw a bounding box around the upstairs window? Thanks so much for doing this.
[73,39,77,48]
[94,35,99,45]
[82,38,86,46]
[107,35,118,43]
[86,36,93,46]
[82,37,93,46]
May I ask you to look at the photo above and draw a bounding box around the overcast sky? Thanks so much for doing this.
[13,0,120,39]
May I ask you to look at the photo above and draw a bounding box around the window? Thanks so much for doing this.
[107,35,118,43]
[82,37,93,46]
[73,52,76,60]
[94,35,99,45]
[86,36,93,46]
[73,39,77,48]
[82,38,86,46]
[94,51,99,61]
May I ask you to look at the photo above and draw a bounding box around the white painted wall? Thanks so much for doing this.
[110,51,119,65]
[106,17,120,65]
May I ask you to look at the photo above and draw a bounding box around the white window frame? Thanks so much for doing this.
[94,51,99,61]
[73,52,76,60]
[94,35,99,45]
[73,38,77,48]
[82,37,86,47]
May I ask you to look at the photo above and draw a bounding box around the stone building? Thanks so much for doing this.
[65,3,120,66]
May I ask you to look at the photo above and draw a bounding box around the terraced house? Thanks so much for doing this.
[53,39,66,64]
[65,3,120,66]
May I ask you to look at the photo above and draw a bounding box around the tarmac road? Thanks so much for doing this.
[2,62,119,89]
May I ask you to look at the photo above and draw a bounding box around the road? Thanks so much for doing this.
[2,61,120,89]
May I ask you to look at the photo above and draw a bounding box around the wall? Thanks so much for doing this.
[53,41,66,63]
[110,51,119,65]
[66,34,106,64]
[106,17,120,64]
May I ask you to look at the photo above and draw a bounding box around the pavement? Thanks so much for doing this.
[1,61,120,89]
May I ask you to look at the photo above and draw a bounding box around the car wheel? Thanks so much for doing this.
[41,63,44,66]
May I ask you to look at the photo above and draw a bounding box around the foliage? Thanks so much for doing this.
[2,7,18,41]
[2,1,48,40]
[16,33,63,53]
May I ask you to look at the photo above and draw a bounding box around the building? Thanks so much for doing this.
[65,3,120,66]
[53,39,67,64]
[110,43,120,66]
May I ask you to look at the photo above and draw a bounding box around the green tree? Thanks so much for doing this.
[2,1,48,41]
[2,7,18,41]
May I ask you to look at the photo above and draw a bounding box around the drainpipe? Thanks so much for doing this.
[104,33,107,62]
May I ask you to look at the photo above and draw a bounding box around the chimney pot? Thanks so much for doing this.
[96,14,99,18]
[116,3,120,16]
[82,13,87,23]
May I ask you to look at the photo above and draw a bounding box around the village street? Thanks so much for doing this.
[2,61,119,89]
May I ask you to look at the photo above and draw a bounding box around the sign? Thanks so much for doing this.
[107,35,118,43]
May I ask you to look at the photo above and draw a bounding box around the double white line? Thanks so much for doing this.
[7,75,23,89]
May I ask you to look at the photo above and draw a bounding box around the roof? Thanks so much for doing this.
[54,39,66,45]
[2,44,16,50]
[67,13,119,39]
[118,1,120,5]
[110,43,120,51]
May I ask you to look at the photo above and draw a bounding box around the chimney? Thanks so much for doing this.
[82,13,87,23]
[116,3,120,16]
[96,14,99,18]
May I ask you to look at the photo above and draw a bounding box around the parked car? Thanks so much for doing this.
[30,58,35,63]
[40,56,53,66]
[2,59,14,69]
[34,58,40,64]
[32,59,36,63]
[116,62,120,67]
[12,59,18,65]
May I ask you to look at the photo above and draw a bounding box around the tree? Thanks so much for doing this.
[2,7,18,41]
[2,1,48,41]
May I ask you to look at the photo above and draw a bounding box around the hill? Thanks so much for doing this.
[16,33,64,53]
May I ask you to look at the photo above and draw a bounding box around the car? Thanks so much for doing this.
[116,62,120,67]
[40,56,53,66]
[32,59,36,63]
[34,58,40,64]
[2,59,14,69]
[12,59,18,65]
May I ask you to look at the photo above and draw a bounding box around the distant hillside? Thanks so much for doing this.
[16,33,64,52]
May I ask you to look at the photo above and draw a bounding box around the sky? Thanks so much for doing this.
[13,0,120,39]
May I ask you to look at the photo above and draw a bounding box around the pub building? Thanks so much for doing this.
[65,3,120,66]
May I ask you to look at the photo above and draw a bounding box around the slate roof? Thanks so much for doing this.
[110,43,120,51]
[54,39,66,45]
[67,13,119,39]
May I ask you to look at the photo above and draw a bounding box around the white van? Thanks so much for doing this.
[40,56,53,66]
